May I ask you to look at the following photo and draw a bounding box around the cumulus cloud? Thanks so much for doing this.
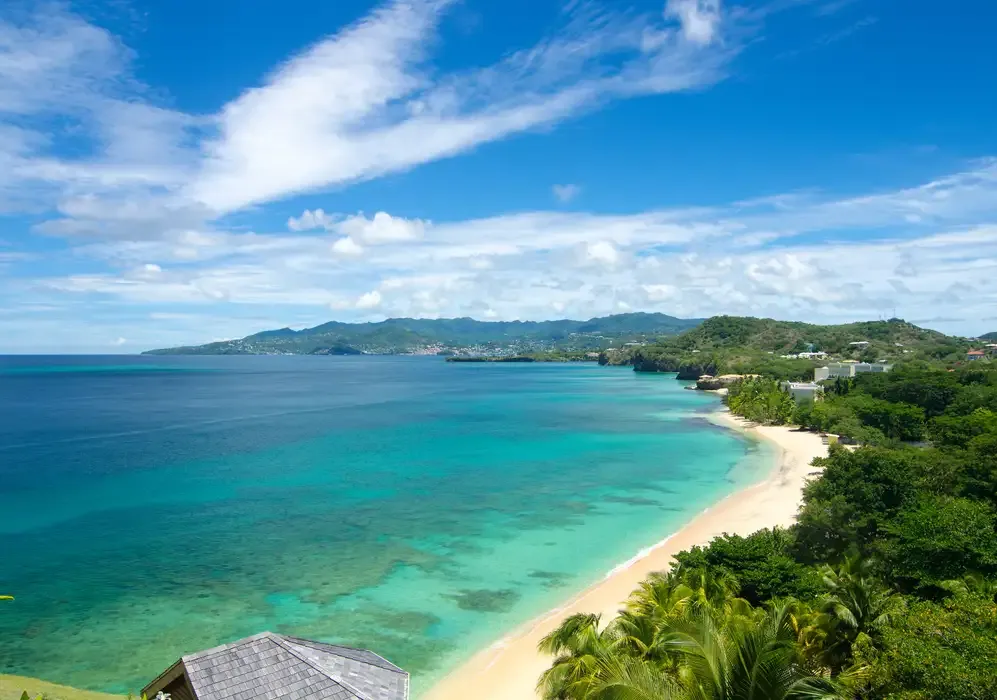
[331,236,364,256]
[355,290,382,309]
[338,211,428,244]
[23,161,997,347]
[582,240,621,267]
[288,209,335,231]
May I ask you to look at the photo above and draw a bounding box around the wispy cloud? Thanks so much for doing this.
[0,0,739,234]
[552,184,581,203]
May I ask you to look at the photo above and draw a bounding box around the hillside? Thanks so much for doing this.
[604,316,972,378]
[143,313,702,356]
[981,331,997,341]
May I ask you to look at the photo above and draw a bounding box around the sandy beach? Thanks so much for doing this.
[423,407,828,700]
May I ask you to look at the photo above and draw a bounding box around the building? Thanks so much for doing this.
[848,341,870,348]
[967,349,986,361]
[814,362,892,381]
[781,381,822,403]
[987,344,997,356]
[143,632,409,700]
[855,362,893,373]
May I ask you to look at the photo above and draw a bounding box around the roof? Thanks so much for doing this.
[144,632,408,700]
[968,350,986,355]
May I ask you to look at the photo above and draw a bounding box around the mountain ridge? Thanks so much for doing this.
[143,312,704,355]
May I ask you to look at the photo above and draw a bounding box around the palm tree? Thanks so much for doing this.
[538,613,618,700]
[816,552,899,676]
[589,603,843,700]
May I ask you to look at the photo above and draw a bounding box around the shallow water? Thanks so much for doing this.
[0,356,771,695]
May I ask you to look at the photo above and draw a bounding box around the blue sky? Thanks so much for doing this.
[1,0,996,353]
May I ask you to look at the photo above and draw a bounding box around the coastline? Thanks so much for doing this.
[422,405,827,700]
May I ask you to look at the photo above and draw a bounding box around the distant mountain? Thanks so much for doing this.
[981,331,997,341]
[143,313,704,355]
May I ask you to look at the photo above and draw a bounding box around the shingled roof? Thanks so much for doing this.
[143,632,409,700]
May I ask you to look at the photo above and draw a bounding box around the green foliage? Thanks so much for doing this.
[537,569,844,700]
[815,552,901,675]
[673,529,823,606]
[883,496,997,589]
[795,445,925,562]
[929,407,997,447]
[540,363,997,698]
[725,378,796,425]
[845,395,925,442]
[861,593,997,700]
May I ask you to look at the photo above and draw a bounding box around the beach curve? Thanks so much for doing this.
[422,406,828,700]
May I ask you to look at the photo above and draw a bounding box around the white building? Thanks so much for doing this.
[781,381,822,403]
[814,361,892,381]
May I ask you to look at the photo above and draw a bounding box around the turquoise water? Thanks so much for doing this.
[0,356,771,695]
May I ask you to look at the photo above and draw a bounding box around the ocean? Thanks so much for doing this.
[0,356,773,695]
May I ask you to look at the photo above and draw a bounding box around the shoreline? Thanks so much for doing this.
[422,406,827,700]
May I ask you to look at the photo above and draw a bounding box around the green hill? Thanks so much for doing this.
[981,331,997,341]
[606,316,972,379]
[143,313,703,356]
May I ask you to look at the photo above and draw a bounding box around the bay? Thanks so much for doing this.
[0,356,772,695]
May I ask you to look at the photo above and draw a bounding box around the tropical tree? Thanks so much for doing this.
[587,603,843,700]
[538,613,618,700]
[815,553,900,676]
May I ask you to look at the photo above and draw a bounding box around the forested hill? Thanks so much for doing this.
[143,312,702,355]
[982,331,997,341]
[608,316,972,378]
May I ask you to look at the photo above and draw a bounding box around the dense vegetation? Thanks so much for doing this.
[610,316,971,379]
[726,365,997,447]
[538,364,997,699]
[144,313,702,355]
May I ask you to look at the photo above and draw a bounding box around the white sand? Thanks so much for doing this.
[423,407,827,700]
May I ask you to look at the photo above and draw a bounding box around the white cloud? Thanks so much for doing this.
[552,184,581,202]
[355,290,382,309]
[665,0,723,46]
[288,208,335,231]
[583,240,621,267]
[22,161,997,347]
[112,337,127,346]
[338,211,428,244]
[331,236,364,256]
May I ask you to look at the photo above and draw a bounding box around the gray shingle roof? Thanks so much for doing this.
[156,632,408,700]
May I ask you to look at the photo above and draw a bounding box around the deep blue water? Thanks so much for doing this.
[0,355,769,695]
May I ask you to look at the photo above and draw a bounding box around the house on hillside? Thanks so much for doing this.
[848,341,870,348]
[143,632,409,700]
[967,349,986,361]
[986,344,997,356]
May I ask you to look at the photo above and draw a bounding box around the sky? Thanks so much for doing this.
[1,0,996,353]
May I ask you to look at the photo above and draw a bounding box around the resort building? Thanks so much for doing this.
[967,349,986,361]
[143,632,409,700]
[781,381,822,403]
[848,341,870,348]
[814,362,893,381]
